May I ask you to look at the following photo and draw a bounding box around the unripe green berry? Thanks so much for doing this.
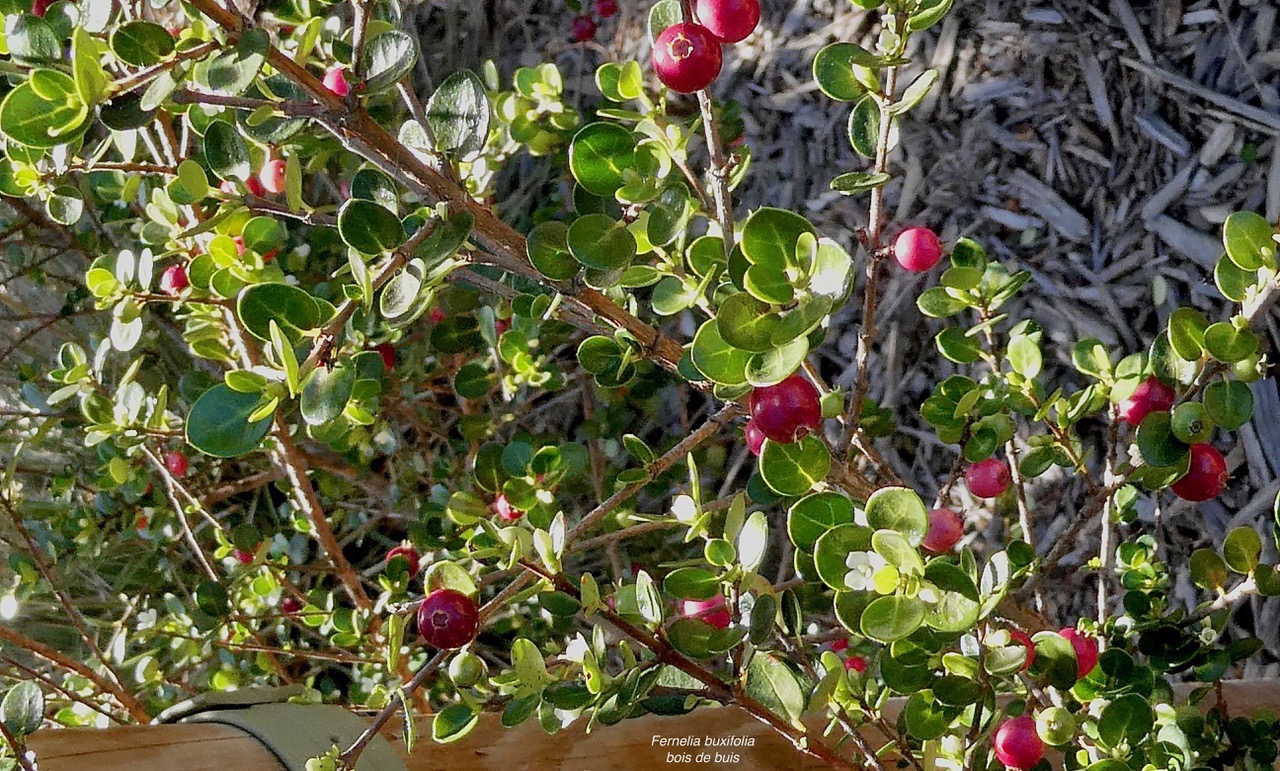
[1036,706,1076,746]
[1232,353,1264,383]
[1171,402,1215,444]
[448,651,488,688]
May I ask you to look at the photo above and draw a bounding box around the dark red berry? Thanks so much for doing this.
[966,458,1011,498]
[1117,376,1175,426]
[1007,628,1035,672]
[594,0,618,17]
[652,23,723,94]
[681,596,731,629]
[492,494,523,522]
[744,420,766,456]
[374,342,396,371]
[159,264,189,295]
[1059,627,1098,678]
[430,307,447,324]
[571,14,596,43]
[164,450,188,478]
[417,589,480,649]
[1171,443,1228,501]
[695,0,761,43]
[921,507,964,553]
[234,548,255,565]
[387,544,421,578]
[993,715,1044,770]
[844,655,867,673]
[747,375,821,444]
[31,0,52,17]
[259,159,286,195]
[894,227,943,272]
[244,175,266,198]
[280,597,303,614]
[829,638,849,652]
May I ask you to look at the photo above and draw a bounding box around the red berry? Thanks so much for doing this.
[322,66,350,97]
[1171,443,1228,502]
[966,458,1011,498]
[234,549,255,565]
[695,0,761,43]
[894,227,943,272]
[259,159,287,195]
[31,0,52,17]
[1007,628,1035,672]
[280,597,303,614]
[417,589,480,649]
[374,342,396,371]
[232,236,247,256]
[244,175,266,198]
[748,375,821,444]
[492,494,523,522]
[494,318,510,336]
[993,715,1044,770]
[1117,376,1176,426]
[571,14,596,43]
[922,507,964,553]
[652,23,723,94]
[387,544,421,578]
[829,638,849,652]
[744,420,766,456]
[594,0,618,17]
[164,450,189,478]
[844,655,867,673]
[159,264,189,295]
[1059,627,1098,679]
[681,596,731,630]
[430,307,447,324]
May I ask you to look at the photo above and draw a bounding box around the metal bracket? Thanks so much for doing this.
[156,686,405,771]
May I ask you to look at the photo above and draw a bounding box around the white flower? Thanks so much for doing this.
[844,551,888,591]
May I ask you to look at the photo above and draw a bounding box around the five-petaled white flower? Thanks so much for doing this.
[844,550,888,591]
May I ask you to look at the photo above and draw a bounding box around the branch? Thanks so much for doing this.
[0,625,147,723]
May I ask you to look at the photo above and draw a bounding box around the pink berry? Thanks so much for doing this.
[159,264,189,295]
[744,420,766,456]
[1117,376,1175,426]
[844,655,867,673]
[594,0,618,17]
[921,507,964,553]
[1059,627,1098,679]
[747,375,822,444]
[993,715,1044,770]
[966,458,1011,498]
[492,494,523,522]
[258,159,287,195]
[571,15,596,43]
[322,66,350,97]
[681,596,731,630]
[234,549,255,565]
[31,0,52,17]
[280,597,303,614]
[374,342,396,371]
[387,544,421,578]
[695,0,761,43]
[430,307,447,324]
[1170,443,1228,502]
[652,23,723,94]
[829,638,850,652]
[233,236,247,256]
[1007,628,1035,672]
[417,589,479,649]
[164,450,188,478]
[244,175,266,198]
[894,227,944,272]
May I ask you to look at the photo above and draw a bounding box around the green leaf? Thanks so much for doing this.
[847,94,882,158]
[236,283,324,343]
[426,70,491,158]
[46,186,83,225]
[339,199,406,255]
[860,596,925,643]
[916,287,968,318]
[569,123,635,198]
[663,568,720,600]
[204,121,250,181]
[1203,321,1258,363]
[526,221,578,281]
[864,487,929,545]
[738,510,768,572]
[814,524,873,591]
[690,320,750,386]
[206,28,268,96]
[812,43,877,101]
[1135,411,1189,468]
[743,262,795,305]
[1007,336,1043,378]
[361,30,419,94]
[903,691,951,740]
[873,529,923,575]
[745,337,809,388]
[1167,307,1209,361]
[891,69,939,115]
[1203,380,1254,430]
[740,208,815,269]
[787,492,854,551]
[759,436,831,497]
[1072,338,1112,379]
[110,21,174,67]
[1223,527,1262,574]
[717,293,781,353]
[0,71,87,148]
[908,0,954,30]
[432,704,478,743]
[935,327,981,364]
[269,321,300,397]
[1214,255,1256,302]
[1030,631,1079,690]
[567,214,637,271]
[1190,549,1228,590]
[1,681,44,736]
[301,362,355,426]
[72,27,108,106]
[1222,211,1276,270]
[744,653,806,722]
[185,384,273,458]
[1097,695,1154,749]
[829,171,891,195]
[922,561,980,633]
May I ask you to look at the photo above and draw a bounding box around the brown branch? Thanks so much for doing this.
[0,625,146,723]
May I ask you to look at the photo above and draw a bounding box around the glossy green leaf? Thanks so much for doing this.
[204,121,250,181]
[744,653,805,722]
[787,492,853,551]
[740,208,815,269]
[1222,211,1276,270]
[567,214,636,271]
[690,319,749,386]
[860,595,925,643]
[301,362,355,426]
[206,28,268,96]
[1203,380,1254,430]
[0,71,88,148]
[339,199,406,255]
[236,283,324,343]
[1223,527,1261,574]
[1203,321,1258,363]
[361,30,419,94]
[569,123,635,198]
[663,568,720,600]
[812,43,877,101]
[1167,307,1209,361]
[1,681,44,736]
[186,384,273,458]
[110,21,174,67]
[759,435,830,497]
[526,221,578,280]
[426,70,490,158]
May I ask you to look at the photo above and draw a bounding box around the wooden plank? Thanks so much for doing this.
[28,723,283,771]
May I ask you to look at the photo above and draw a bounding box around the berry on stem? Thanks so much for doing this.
[594,0,618,17]
[234,549,255,565]
[492,494,523,522]
[1007,628,1035,672]
[894,227,943,272]
[921,507,964,553]
[32,0,52,17]
[571,15,596,43]
[744,420,766,456]
[322,66,350,97]
[1059,627,1098,678]
[374,342,396,371]
[164,450,189,478]
[652,23,723,94]
[993,715,1044,770]
[417,589,480,649]
[844,655,867,674]
[965,457,1011,498]
[681,596,731,630]
[1171,443,1228,501]
[747,374,821,444]
[245,175,266,198]
[387,544,421,578]
[695,0,761,43]
[280,597,303,614]
[159,264,189,295]
[259,159,287,195]
[1117,376,1175,426]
